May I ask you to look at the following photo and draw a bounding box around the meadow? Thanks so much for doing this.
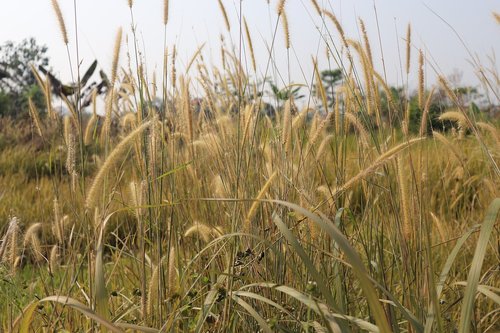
[0,1,499,332]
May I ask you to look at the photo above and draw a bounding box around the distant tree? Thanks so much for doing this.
[268,81,305,102]
[0,37,49,118]
[321,69,343,106]
[312,69,343,111]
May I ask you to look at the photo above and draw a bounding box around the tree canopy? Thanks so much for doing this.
[0,37,49,118]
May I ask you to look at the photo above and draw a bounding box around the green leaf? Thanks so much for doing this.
[269,200,392,333]
[458,198,500,333]
[81,60,98,87]
[271,214,347,331]
[424,224,480,333]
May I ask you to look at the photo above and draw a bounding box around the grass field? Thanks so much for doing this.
[0,1,499,332]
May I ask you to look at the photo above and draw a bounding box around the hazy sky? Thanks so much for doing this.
[0,0,498,97]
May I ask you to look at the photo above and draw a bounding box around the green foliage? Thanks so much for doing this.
[321,69,343,106]
[0,38,49,118]
[0,91,13,117]
[407,96,442,134]
[268,81,304,101]
[312,69,343,109]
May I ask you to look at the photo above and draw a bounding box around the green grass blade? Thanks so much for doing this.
[270,200,392,333]
[424,224,480,333]
[271,214,340,308]
[272,213,348,332]
[458,198,500,333]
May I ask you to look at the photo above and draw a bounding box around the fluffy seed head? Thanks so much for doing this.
[28,98,43,138]
[323,10,348,48]
[51,0,68,44]
[49,245,59,272]
[23,223,43,263]
[405,24,411,74]
[111,28,123,86]
[438,110,468,130]
[310,0,321,16]
[281,12,290,49]
[184,222,223,243]
[277,0,286,15]
[84,113,98,146]
[494,12,500,24]
[418,49,424,109]
[171,45,177,89]
[476,121,500,147]
[218,0,231,31]
[163,0,169,25]
[86,121,152,209]
[315,134,334,161]
[244,18,256,72]
[419,87,435,137]
[168,246,177,296]
[245,171,278,230]
[0,217,19,264]
[359,18,373,66]
[66,132,76,176]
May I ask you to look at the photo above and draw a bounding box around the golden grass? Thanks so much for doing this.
[163,0,169,26]
[217,0,231,32]
[277,0,286,16]
[281,11,290,49]
[86,120,151,208]
[406,24,411,74]
[323,10,348,48]
[1,2,499,332]
[51,0,68,45]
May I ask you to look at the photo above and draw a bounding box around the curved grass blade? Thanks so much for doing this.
[459,198,500,333]
[231,290,293,318]
[424,224,481,333]
[15,296,124,333]
[156,161,191,180]
[194,273,227,333]
[115,323,160,332]
[231,295,274,333]
[242,282,380,332]
[269,200,392,333]
[272,213,346,332]
[454,282,500,306]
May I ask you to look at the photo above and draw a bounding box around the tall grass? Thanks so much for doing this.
[0,1,499,332]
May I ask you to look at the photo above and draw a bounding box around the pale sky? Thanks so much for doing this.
[0,0,499,100]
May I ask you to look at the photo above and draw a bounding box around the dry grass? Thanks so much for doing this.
[0,2,499,333]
